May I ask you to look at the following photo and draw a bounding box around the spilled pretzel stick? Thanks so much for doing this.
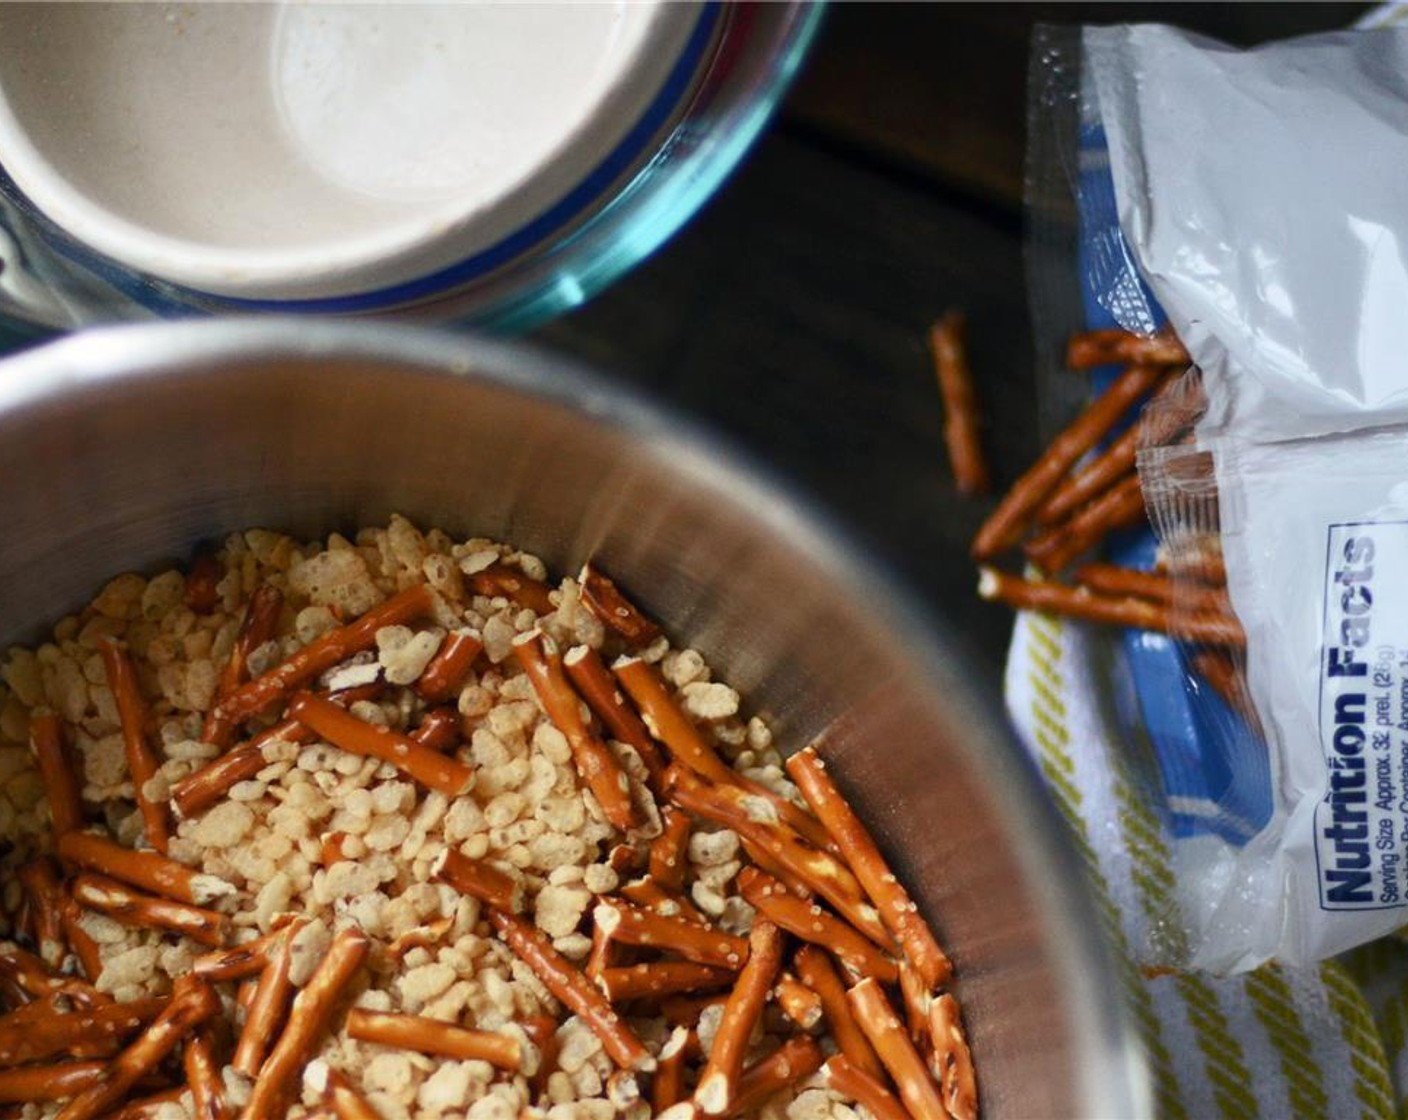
[793,946,884,1083]
[210,583,435,727]
[1024,472,1147,574]
[579,563,662,647]
[1035,421,1138,528]
[513,630,639,832]
[930,310,991,496]
[785,743,951,988]
[693,919,784,1116]
[54,975,219,1120]
[416,629,483,703]
[563,645,666,791]
[71,874,227,948]
[488,910,654,1073]
[345,1009,526,1072]
[613,658,834,853]
[847,977,948,1120]
[30,711,83,839]
[97,639,171,853]
[1065,325,1189,371]
[972,363,1166,560]
[57,833,236,907]
[736,867,897,985]
[242,926,370,1120]
[288,691,475,797]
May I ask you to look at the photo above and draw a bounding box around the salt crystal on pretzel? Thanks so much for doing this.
[346,1008,529,1072]
[97,638,171,853]
[71,873,227,948]
[847,977,948,1120]
[54,974,219,1120]
[242,926,369,1120]
[58,833,235,907]
[785,743,951,988]
[737,866,897,985]
[694,918,784,1116]
[514,630,638,832]
[488,909,654,1073]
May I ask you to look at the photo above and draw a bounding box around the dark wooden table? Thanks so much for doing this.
[534,3,1364,678]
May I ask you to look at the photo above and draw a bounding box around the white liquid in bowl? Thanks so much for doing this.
[0,2,704,300]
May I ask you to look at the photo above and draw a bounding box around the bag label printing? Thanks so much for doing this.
[1317,521,1408,911]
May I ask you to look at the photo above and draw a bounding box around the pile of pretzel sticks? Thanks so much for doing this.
[930,319,1248,713]
[0,523,977,1120]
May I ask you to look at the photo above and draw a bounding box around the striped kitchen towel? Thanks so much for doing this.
[1005,609,1401,1119]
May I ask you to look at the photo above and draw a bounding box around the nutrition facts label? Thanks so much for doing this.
[1315,520,1408,911]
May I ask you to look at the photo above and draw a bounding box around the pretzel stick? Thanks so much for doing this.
[520,1015,559,1099]
[594,900,747,970]
[847,978,946,1120]
[563,646,666,791]
[433,849,523,913]
[661,993,728,1028]
[58,833,235,907]
[385,916,456,962]
[585,922,615,982]
[0,944,105,1009]
[488,910,654,1073]
[185,552,224,614]
[1188,647,1259,724]
[31,711,83,838]
[595,963,735,1002]
[202,585,284,748]
[1163,537,1226,586]
[666,768,888,947]
[184,1025,229,1120]
[971,363,1165,559]
[346,1009,524,1071]
[793,946,884,1082]
[288,691,475,797]
[821,1055,909,1120]
[104,1088,189,1120]
[579,564,662,647]
[191,930,282,981]
[618,876,708,926]
[19,859,66,968]
[98,639,171,853]
[58,896,104,983]
[211,584,434,726]
[1023,472,1146,574]
[242,926,369,1120]
[978,567,1246,646]
[409,706,460,753]
[0,997,165,1066]
[468,563,555,614]
[736,867,896,985]
[1073,565,1233,617]
[726,1036,824,1118]
[416,630,483,703]
[1065,326,1189,371]
[785,744,950,988]
[0,1060,105,1103]
[1035,422,1138,528]
[774,975,822,1032]
[694,919,784,1115]
[514,632,638,831]
[307,1063,380,1120]
[71,874,227,948]
[232,922,298,1077]
[54,975,219,1120]
[171,733,296,820]
[898,959,933,1043]
[652,1026,692,1113]
[614,658,832,851]
[930,311,990,495]
[929,991,978,1120]
[649,807,691,892]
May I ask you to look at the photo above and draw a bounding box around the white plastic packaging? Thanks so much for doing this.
[1085,23,1408,970]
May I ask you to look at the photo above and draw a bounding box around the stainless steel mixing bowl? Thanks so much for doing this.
[0,321,1147,1117]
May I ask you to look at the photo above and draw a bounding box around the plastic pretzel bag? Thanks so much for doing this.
[1083,21,1408,971]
